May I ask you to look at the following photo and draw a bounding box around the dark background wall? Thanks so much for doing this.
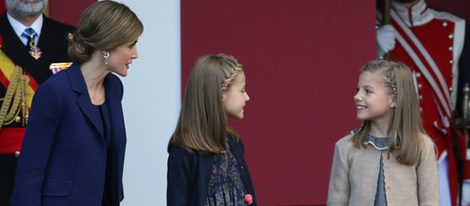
[47,0,95,26]
[181,1,373,205]
[427,0,470,23]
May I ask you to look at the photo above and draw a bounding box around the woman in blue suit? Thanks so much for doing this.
[10,1,143,205]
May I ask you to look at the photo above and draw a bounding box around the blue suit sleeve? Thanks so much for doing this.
[167,146,192,206]
[10,82,62,206]
[111,74,125,201]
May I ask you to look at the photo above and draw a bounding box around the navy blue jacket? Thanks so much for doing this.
[167,134,257,206]
[10,63,127,206]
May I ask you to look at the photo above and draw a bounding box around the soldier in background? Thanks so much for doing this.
[376,0,470,205]
[0,0,74,204]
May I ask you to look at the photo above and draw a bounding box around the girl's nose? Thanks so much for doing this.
[354,92,361,102]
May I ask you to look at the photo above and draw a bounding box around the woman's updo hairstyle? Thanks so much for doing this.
[68,0,143,63]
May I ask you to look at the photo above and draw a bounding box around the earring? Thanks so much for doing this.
[103,51,110,65]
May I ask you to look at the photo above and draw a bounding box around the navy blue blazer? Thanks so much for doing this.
[10,63,127,206]
[167,134,257,206]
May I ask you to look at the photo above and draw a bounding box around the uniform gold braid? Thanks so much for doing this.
[0,66,29,129]
[4,73,22,124]
[5,74,28,125]
[0,66,21,126]
[21,74,29,126]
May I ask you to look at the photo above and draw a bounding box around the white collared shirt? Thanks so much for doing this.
[6,13,43,46]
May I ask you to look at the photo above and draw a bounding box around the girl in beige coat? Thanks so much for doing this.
[327,60,439,206]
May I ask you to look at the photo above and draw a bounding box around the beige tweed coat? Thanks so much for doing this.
[327,133,439,206]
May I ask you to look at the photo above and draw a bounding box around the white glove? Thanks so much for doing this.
[376,25,397,59]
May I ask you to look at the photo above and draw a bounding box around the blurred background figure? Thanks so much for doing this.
[376,0,470,205]
[0,0,73,204]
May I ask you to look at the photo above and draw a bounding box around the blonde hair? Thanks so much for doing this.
[169,54,243,153]
[352,60,425,165]
[68,0,144,63]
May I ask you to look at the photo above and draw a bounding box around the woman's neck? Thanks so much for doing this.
[81,63,107,90]
[80,56,109,105]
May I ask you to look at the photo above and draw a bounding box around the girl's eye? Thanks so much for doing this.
[365,89,372,94]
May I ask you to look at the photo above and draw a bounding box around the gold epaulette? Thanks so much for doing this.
[50,62,73,74]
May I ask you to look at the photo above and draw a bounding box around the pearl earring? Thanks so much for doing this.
[103,51,110,65]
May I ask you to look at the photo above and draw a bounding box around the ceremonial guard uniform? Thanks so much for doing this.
[379,0,470,205]
[0,12,74,205]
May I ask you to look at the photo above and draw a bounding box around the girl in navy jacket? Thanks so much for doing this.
[167,54,256,206]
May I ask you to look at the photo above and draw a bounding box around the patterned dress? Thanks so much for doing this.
[205,150,247,206]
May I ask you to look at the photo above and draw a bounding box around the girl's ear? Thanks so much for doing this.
[221,91,227,102]
[389,96,397,108]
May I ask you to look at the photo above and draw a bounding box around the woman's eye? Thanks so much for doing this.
[128,41,137,48]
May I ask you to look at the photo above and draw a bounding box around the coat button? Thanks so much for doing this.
[449,34,454,39]
[450,60,454,64]
[443,21,448,27]
[449,47,453,51]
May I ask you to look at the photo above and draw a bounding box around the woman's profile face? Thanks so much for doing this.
[106,39,139,77]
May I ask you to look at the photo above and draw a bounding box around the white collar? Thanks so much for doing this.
[391,0,433,27]
[6,13,43,45]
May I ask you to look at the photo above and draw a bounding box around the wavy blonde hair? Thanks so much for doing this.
[169,54,243,153]
[352,60,426,165]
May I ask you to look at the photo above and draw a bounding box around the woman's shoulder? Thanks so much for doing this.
[105,72,124,99]
[42,68,70,88]
[34,70,70,100]
[105,72,123,86]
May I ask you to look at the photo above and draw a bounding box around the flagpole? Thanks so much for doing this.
[382,0,391,59]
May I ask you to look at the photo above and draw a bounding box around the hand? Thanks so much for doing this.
[376,25,396,59]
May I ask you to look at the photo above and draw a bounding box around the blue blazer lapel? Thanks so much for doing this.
[67,63,104,138]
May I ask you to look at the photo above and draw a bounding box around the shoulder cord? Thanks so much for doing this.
[0,66,29,129]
